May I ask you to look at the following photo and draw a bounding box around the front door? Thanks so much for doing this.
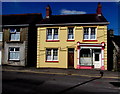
[68,48,74,68]
[93,50,101,69]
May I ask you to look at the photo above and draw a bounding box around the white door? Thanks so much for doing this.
[0,51,1,65]
[93,52,101,69]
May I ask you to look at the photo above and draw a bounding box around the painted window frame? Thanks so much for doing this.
[9,47,20,61]
[67,27,74,40]
[46,28,59,41]
[10,29,20,41]
[46,48,58,62]
[0,32,3,41]
[83,27,97,40]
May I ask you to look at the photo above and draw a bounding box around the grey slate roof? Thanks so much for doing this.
[2,13,43,25]
[37,14,109,26]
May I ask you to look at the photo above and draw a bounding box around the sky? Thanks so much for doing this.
[2,2,120,35]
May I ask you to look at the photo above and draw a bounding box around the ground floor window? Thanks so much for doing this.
[80,49,101,66]
[80,49,92,66]
[46,48,58,61]
[9,47,20,60]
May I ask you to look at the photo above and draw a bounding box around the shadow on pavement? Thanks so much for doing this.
[57,71,104,94]
[110,82,120,87]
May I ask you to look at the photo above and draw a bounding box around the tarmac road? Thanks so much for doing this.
[2,70,120,94]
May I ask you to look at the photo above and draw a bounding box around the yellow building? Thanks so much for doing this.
[36,3,109,70]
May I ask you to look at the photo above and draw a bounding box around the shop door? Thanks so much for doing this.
[93,51,101,69]
[68,48,74,68]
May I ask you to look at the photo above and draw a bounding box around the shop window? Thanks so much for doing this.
[80,49,92,66]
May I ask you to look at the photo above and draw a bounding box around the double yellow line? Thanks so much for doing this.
[2,69,120,79]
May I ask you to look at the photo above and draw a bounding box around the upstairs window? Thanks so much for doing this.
[68,28,74,40]
[47,28,58,40]
[0,32,3,41]
[9,47,20,60]
[46,48,58,61]
[83,27,96,40]
[10,29,20,41]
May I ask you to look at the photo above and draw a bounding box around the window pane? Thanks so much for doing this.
[14,52,19,59]
[46,49,51,60]
[10,48,14,51]
[47,29,52,39]
[53,29,58,39]
[10,33,20,41]
[90,28,96,39]
[9,52,20,60]
[0,32,2,41]
[80,57,92,66]
[84,28,89,39]
[68,28,74,39]
[10,52,13,59]
[15,33,20,41]
[15,48,19,51]
[10,29,16,33]
[54,29,58,34]
[95,54,99,61]
[53,49,58,60]
[80,49,91,57]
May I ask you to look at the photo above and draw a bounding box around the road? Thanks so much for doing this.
[2,70,120,94]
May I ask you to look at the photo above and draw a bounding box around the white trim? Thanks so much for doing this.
[80,44,102,46]
[101,48,104,66]
[81,47,102,49]
[36,22,109,26]
[77,48,80,65]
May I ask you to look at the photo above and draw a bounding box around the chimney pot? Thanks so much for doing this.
[96,2,102,16]
[46,5,52,18]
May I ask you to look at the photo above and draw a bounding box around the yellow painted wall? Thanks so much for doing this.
[37,25,108,70]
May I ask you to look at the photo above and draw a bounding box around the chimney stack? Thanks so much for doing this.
[46,5,52,18]
[96,2,102,16]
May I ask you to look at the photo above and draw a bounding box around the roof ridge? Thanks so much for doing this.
[2,13,42,16]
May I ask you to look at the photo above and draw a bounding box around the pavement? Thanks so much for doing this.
[2,65,120,79]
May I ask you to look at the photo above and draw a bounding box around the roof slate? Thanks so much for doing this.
[2,13,43,25]
[38,14,108,25]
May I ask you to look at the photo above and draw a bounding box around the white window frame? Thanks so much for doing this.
[0,32,3,41]
[83,27,97,40]
[9,47,20,61]
[10,29,20,41]
[47,28,59,40]
[68,27,74,40]
[46,48,58,61]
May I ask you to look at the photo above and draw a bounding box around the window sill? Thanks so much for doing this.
[46,40,60,42]
[67,40,75,42]
[7,41,23,43]
[8,60,20,62]
[45,61,59,63]
[82,40,98,42]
